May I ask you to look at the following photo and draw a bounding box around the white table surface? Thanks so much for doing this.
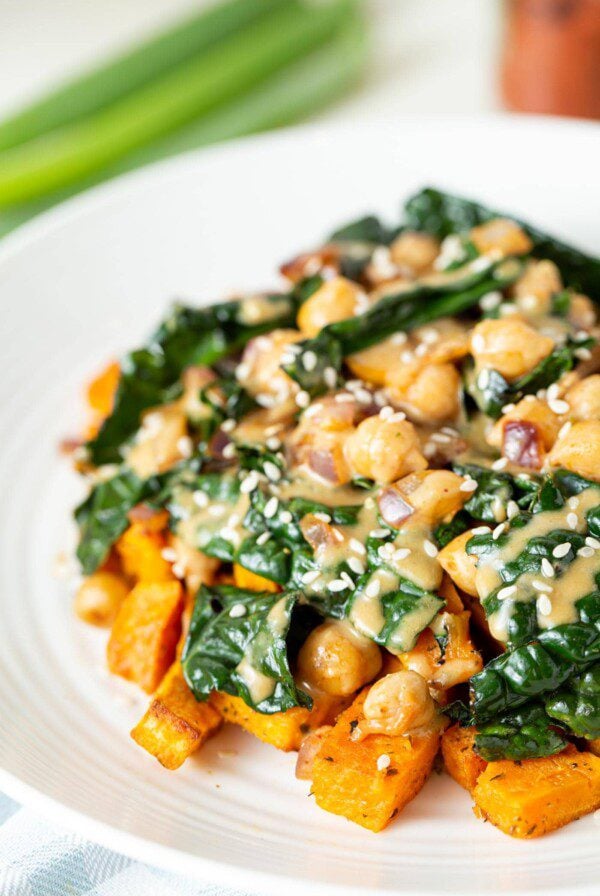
[0,0,501,121]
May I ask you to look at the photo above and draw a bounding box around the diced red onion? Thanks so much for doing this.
[377,486,414,527]
[502,420,542,469]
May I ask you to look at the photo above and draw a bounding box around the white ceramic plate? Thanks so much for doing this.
[0,116,598,896]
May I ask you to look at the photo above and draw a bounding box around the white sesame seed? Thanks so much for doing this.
[578,546,595,559]
[229,603,247,618]
[295,390,310,408]
[472,334,486,354]
[335,392,356,403]
[355,388,373,404]
[586,536,600,550]
[423,539,438,558]
[498,585,517,600]
[546,383,560,402]
[377,754,391,771]
[328,578,348,592]
[541,558,555,578]
[492,523,506,540]
[568,496,580,509]
[280,510,293,524]
[507,500,520,519]
[332,528,344,543]
[575,330,590,342]
[532,580,553,593]
[393,547,411,561]
[347,557,365,575]
[388,412,407,423]
[431,432,452,444]
[256,532,271,545]
[400,349,414,365]
[222,442,237,459]
[492,457,508,471]
[549,399,570,415]
[313,511,331,523]
[365,579,381,598]
[501,403,517,414]
[340,571,355,589]
[240,471,259,494]
[415,343,428,358]
[370,528,390,539]
[172,562,185,579]
[558,421,572,440]
[324,367,338,389]
[302,350,318,371]
[477,368,490,390]
[472,526,491,535]
[235,362,250,381]
[567,512,579,530]
[176,435,193,458]
[263,497,279,519]
[192,490,209,508]
[350,538,366,556]
[379,405,394,420]
[420,328,440,345]
[575,347,592,361]
[378,543,394,561]
[161,547,177,562]
[553,542,571,559]
[221,419,236,433]
[263,461,281,482]
[459,478,478,493]
[301,569,320,584]
[266,436,281,450]
[391,332,408,345]
[499,302,517,316]
[537,595,553,616]
[208,503,227,517]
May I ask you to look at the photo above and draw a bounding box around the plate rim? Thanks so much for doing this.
[1,112,599,895]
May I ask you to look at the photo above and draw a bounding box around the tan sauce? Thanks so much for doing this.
[349,568,397,640]
[174,485,250,553]
[234,596,291,705]
[237,295,292,326]
[476,487,600,642]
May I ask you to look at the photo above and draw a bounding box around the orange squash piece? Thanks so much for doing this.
[473,747,600,838]
[311,690,440,832]
[233,563,280,593]
[131,661,221,769]
[107,581,183,693]
[441,725,487,793]
[85,361,120,437]
[588,739,600,757]
[209,691,348,752]
[116,514,173,583]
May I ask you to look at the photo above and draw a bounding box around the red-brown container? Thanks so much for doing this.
[501,0,600,118]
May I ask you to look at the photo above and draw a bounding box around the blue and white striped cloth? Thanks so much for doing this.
[0,793,251,896]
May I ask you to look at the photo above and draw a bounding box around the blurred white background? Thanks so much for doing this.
[0,0,501,119]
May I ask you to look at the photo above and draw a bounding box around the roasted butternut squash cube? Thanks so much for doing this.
[233,563,280,593]
[441,725,487,793]
[311,691,440,831]
[131,661,221,769]
[209,691,347,752]
[473,747,600,838]
[588,739,600,757]
[116,516,173,583]
[107,581,183,693]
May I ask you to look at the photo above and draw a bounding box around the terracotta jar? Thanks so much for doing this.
[501,0,600,118]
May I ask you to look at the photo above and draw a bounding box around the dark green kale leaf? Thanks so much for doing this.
[181,585,311,714]
[404,187,600,298]
[87,294,297,465]
[545,663,600,739]
[465,340,592,420]
[474,702,568,762]
[452,462,540,523]
[329,214,395,245]
[75,468,146,575]
[284,259,523,396]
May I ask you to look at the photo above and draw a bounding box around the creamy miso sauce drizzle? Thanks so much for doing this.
[234,596,290,704]
[476,487,600,643]
[173,485,250,552]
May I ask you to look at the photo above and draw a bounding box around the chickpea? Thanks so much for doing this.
[344,415,427,484]
[470,218,533,257]
[126,403,188,478]
[359,671,438,737]
[565,375,600,421]
[74,572,129,627]
[297,277,366,337]
[296,621,382,696]
[438,531,479,596]
[513,260,562,315]
[548,420,600,482]
[389,231,440,275]
[470,318,554,381]
[347,335,405,386]
[180,365,215,422]
[236,328,301,408]
[387,361,461,423]
[487,396,561,451]
[391,470,469,526]
[568,293,596,330]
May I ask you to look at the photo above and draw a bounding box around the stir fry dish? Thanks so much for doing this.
[70,188,600,837]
